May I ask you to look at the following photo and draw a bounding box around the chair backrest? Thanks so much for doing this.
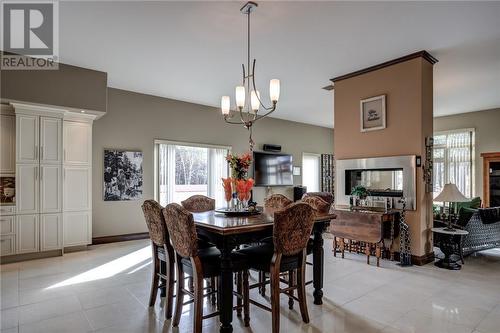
[301,195,331,214]
[163,203,198,258]
[181,195,215,213]
[273,202,315,256]
[141,200,167,247]
[264,194,293,210]
[302,192,334,205]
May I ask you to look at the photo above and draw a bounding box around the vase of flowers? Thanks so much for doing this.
[224,152,254,210]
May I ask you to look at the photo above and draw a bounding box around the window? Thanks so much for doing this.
[154,141,230,207]
[433,129,475,198]
[302,153,320,192]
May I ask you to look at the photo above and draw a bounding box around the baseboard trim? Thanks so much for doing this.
[0,249,62,264]
[394,251,435,266]
[92,232,150,245]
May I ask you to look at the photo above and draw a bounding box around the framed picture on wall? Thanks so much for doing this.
[103,149,143,201]
[360,94,386,132]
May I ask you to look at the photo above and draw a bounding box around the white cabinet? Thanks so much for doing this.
[16,114,39,163]
[16,214,39,254]
[40,165,62,213]
[0,114,16,174]
[40,214,62,251]
[64,122,91,165]
[0,215,15,235]
[16,164,39,214]
[63,211,90,246]
[63,167,91,211]
[40,117,62,164]
[0,236,16,256]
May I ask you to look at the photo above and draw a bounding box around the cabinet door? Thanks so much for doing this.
[40,213,62,251]
[0,235,16,256]
[0,215,15,235]
[0,115,16,173]
[17,214,39,254]
[40,165,62,213]
[63,211,90,247]
[40,117,62,164]
[63,122,91,165]
[16,114,39,163]
[63,167,91,211]
[16,164,39,214]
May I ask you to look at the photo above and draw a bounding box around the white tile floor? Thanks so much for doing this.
[1,240,500,333]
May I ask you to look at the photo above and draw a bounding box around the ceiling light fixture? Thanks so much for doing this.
[220,1,280,151]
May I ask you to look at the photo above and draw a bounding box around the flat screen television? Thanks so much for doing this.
[253,152,293,186]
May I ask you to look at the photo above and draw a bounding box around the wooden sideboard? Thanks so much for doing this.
[331,209,399,266]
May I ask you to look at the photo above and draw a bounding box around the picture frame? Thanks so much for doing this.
[103,149,143,201]
[360,94,386,132]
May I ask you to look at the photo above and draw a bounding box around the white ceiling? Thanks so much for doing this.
[59,1,500,128]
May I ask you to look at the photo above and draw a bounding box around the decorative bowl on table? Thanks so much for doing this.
[215,206,262,216]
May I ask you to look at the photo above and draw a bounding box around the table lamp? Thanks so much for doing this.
[434,183,469,231]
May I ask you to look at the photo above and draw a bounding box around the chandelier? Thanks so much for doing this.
[220,1,280,151]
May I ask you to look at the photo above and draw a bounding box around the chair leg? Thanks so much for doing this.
[288,270,295,310]
[243,270,250,327]
[193,273,204,333]
[297,251,310,324]
[376,243,382,267]
[160,259,167,298]
[270,255,282,333]
[172,259,184,327]
[333,237,337,257]
[236,272,243,317]
[149,246,160,307]
[165,249,175,319]
[188,276,194,293]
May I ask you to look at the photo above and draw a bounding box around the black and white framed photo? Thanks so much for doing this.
[360,95,386,132]
[103,149,143,201]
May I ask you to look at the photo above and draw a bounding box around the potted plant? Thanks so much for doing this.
[350,186,369,207]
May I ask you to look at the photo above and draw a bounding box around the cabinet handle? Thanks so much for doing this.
[64,149,66,162]
[41,146,44,160]
[40,168,43,181]
[35,167,38,181]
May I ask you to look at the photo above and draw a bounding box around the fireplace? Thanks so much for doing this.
[336,155,417,210]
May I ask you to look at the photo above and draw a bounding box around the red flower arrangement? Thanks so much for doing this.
[226,152,252,180]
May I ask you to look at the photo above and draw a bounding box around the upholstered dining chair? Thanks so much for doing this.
[264,193,293,210]
[238,202,315,333]
[141,200,175,319]
[301,195,332,214]
[181,194,217,304]
[302,191,334,205]
[181,194,216,212]
[163,203,249,333]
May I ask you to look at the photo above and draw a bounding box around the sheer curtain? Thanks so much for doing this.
[433,129,474,198]
[302,153,320,192]
[158,144,176,206]
[208,148,229,208]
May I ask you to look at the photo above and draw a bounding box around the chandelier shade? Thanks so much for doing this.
[219,1,280,150]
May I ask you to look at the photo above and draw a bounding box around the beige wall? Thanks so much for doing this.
[92,88,334,238]
[333,57,434,256]
[434,108,500,199]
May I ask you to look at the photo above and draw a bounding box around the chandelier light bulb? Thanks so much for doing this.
[235,86,246,108]
[251,90,260,111]
[270,79,280,102]
[221,96,230,115]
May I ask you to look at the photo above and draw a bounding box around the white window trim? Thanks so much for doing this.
[153,139,232,202]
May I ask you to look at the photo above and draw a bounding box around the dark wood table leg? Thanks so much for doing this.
[312,223,326,305]
[218,239,235,333]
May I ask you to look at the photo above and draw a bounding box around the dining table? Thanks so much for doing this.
[192,207,336,333]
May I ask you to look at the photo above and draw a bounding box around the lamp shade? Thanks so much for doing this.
[434,183,469,202]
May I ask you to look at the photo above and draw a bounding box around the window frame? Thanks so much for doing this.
[153,139,231,203]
